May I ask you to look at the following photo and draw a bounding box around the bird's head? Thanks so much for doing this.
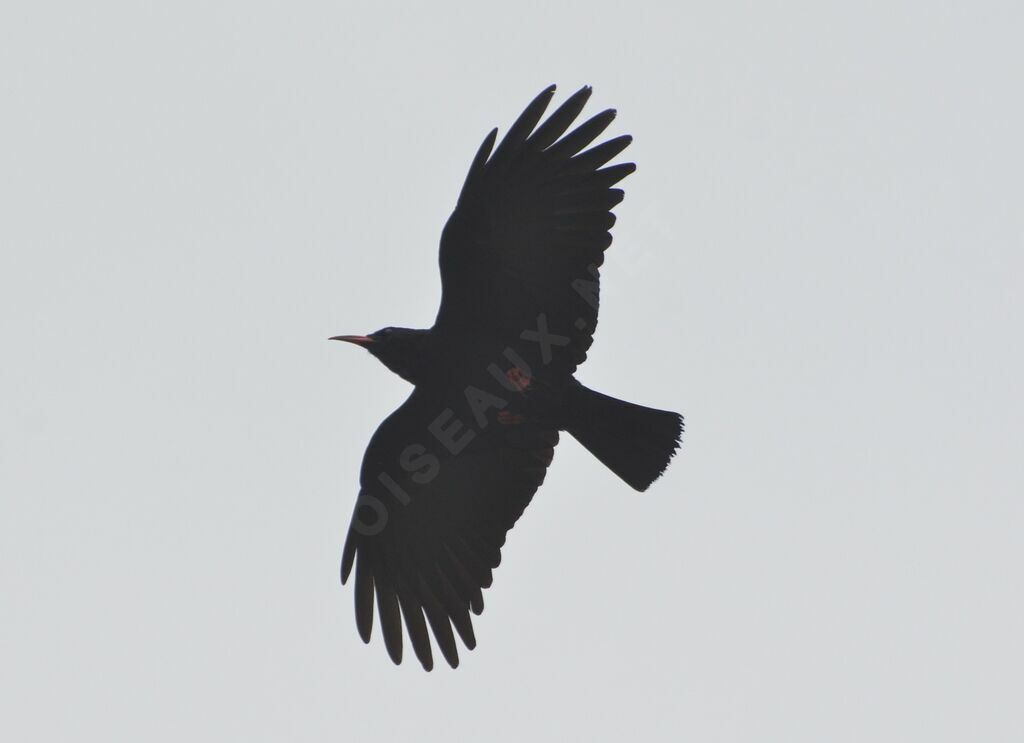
[330,327,430,383]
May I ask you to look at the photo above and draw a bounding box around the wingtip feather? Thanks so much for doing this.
[340,533,356,584]
[354,553,374,644]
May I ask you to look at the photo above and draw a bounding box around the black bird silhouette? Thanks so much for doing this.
[332,85,683,670]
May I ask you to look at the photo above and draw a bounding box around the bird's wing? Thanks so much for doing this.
[340,385,559,670]
[434,85,634,377]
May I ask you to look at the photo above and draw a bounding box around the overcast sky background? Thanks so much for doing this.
[2,2,1022,741]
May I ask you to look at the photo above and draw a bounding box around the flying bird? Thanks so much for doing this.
[332,85,683,670]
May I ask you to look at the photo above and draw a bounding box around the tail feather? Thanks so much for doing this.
[566,383,683,491]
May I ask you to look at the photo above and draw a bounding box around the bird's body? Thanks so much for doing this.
[333,85,683,670]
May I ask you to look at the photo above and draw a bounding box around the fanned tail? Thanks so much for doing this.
[566,383,683,491]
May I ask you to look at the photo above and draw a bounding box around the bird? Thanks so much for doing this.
[331,84,683,670]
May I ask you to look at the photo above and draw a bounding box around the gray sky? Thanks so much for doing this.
[2,2,1022,741]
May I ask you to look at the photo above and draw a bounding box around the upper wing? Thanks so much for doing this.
[340,385,559,670]
[434,85,634,377]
